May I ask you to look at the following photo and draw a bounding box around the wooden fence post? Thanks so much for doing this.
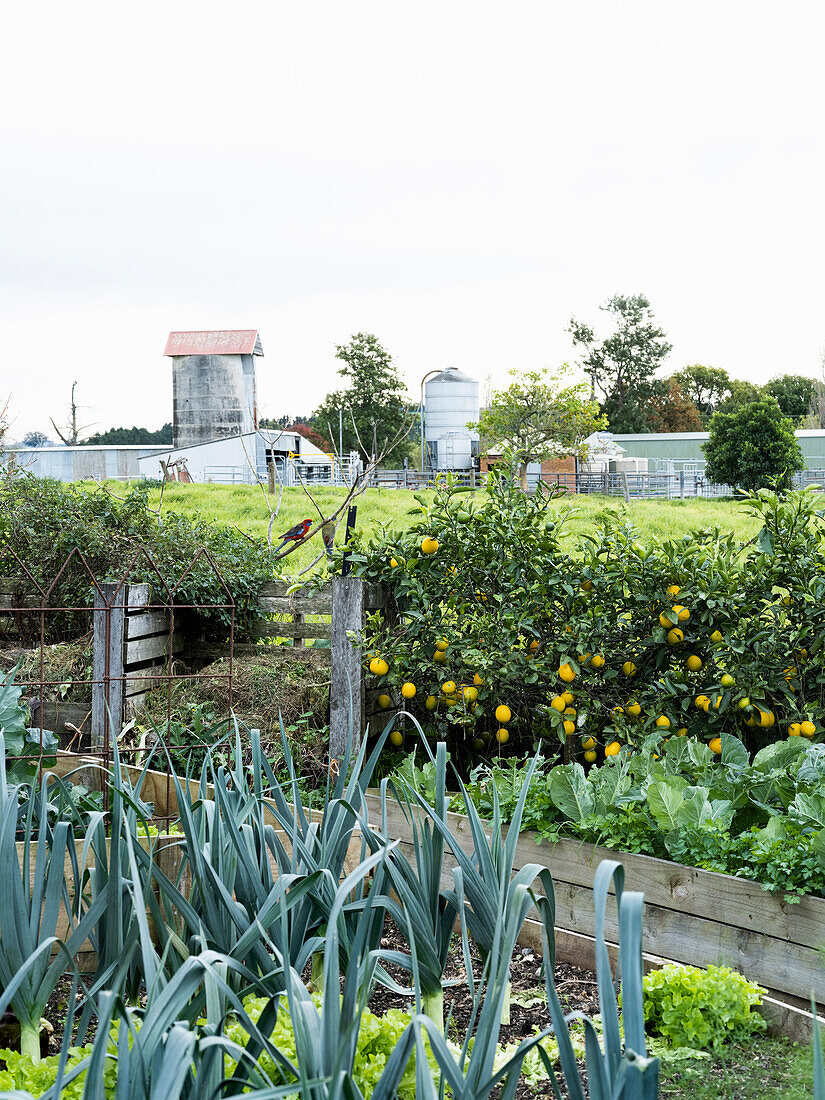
[329,577,366,762]
[91,582,126,752]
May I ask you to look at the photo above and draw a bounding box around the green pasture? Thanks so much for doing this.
[145,483,761,576]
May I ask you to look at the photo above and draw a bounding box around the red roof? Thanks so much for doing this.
[163,330,262,356]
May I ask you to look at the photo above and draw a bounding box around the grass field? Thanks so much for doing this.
[147,483,762,576]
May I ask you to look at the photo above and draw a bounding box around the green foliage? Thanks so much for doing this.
[0,666,58,784]
[312,332,413,464]
[568,293,672,433]
[703,398,804,491]
[670,365,732,425]
[642,964,766,1051]
[0,476,276,638]
[82,423,172,445]
[765,375,817,423]
[472,367,606,488]
[715,378,767,415]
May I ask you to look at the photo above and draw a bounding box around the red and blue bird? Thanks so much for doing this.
[275,518,313,552]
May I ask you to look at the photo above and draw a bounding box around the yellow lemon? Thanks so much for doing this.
[659,611,675,628]
[473,672,484,686]
[738,696,751,710]
[580,578,593,591]
[627,702,642,717]
[442,680,457,696]
[800,720,816,737]
[676,727,688,737]
[528,639,541,653]
[582,736,597,750]
[563,706,577,717]
[584,749,597,763]
[495,704,512,724]
[710,630,723,643]
[421,537,439,555]
[433,650,446,664]
[590,654,605,669]
[622,661,638,677]
[464,686,478,703]
[708,736,722,754]
[563,720,576,736]
[424,695,437,711]
[667,584,681,597]
[558,663,576,683]
[378,694,392,709]
[674,605,690,622]
[612,705,625,717]
[695,694,709,710]
[686,655,702,672]
[562,691,575,706]
[390,557,399,568]
[496,727,509,744]
[550,695,566,712]
[401,682,416,699]
[758,709,775,728]
[720,673,735,688]
[389,729,404,746]
[788,723,802,737]
[435,639,448,652]
[605,741,621,757]
[667,628,684,645]
[655,715,671,729]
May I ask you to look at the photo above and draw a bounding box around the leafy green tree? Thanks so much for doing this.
[83,423,173,445]
[703,398,804,491]
[472,367,606,491]
[313,333,413,463]
[715,379,765,415]
[22,431,50,447]
[670,365,731,425]
[568,294,672,433]
[765,374,817,423]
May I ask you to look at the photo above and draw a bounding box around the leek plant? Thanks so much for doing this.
[412,753,544,1024]
[370,739,457,1029]
[408,873,554,1100]
[533,859,660,1100]
[0,738,107,1062]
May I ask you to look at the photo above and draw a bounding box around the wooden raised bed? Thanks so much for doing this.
[364,794,825,1041]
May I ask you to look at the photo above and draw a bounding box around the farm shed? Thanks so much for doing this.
[4,444,166,481]
[611,428,825,471]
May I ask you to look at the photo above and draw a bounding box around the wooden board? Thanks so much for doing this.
[250,619,332,640]
[126,611,172,640]
[258,595,333,614]
[125,633,184,664]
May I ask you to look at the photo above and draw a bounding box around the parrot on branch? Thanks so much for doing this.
[275,518,313,552]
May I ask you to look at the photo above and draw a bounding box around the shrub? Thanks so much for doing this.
[642,963,766,1050]
[703,397,804,491]
[0,475,276,639]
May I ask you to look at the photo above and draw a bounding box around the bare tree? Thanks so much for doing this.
[50,381,93,446]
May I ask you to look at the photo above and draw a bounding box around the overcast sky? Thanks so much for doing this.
[2,0,824,438]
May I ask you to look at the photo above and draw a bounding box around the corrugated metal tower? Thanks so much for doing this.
[424,367,480,468]
[164,330,263,448]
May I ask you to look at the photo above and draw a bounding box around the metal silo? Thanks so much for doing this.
[424,367,480,470]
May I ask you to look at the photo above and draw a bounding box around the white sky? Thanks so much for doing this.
[2,0,824,438]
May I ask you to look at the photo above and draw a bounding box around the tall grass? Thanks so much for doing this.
[140,482,759,574]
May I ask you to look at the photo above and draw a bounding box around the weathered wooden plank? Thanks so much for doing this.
[330,578,366,761]
[125,633,184,664]
[126,610,171,640]
[258,595,333,614]
[258,581,333,600]
[367,795,825,949]
[92,582,125,750]
[0,594,43,610]
[509,830,825,949]
[250,619,332,640]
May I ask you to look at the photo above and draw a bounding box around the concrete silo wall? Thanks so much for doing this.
[173,354,253,448]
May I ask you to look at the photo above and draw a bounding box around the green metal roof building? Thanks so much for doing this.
[611,430,825,471]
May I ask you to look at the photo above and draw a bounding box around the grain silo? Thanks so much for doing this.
[164,330,262,449]
[424,367,480,469]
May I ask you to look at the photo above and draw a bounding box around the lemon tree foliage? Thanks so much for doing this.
[471,367,606,491]
[703,397,804,491]
[347,476,825,771]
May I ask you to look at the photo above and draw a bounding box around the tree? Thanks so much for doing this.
[313,333,413,464]
[50,381,91,446]
[670,364,731,425]
[715,379,765,415]
[764,375,817,423]
[703,397,804,491]
[83,424,173,445]
[645,379,703,433]
[287,420,332,453]
[568,294,672,433]
[22,431,50,447]
[472,367,607,491]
